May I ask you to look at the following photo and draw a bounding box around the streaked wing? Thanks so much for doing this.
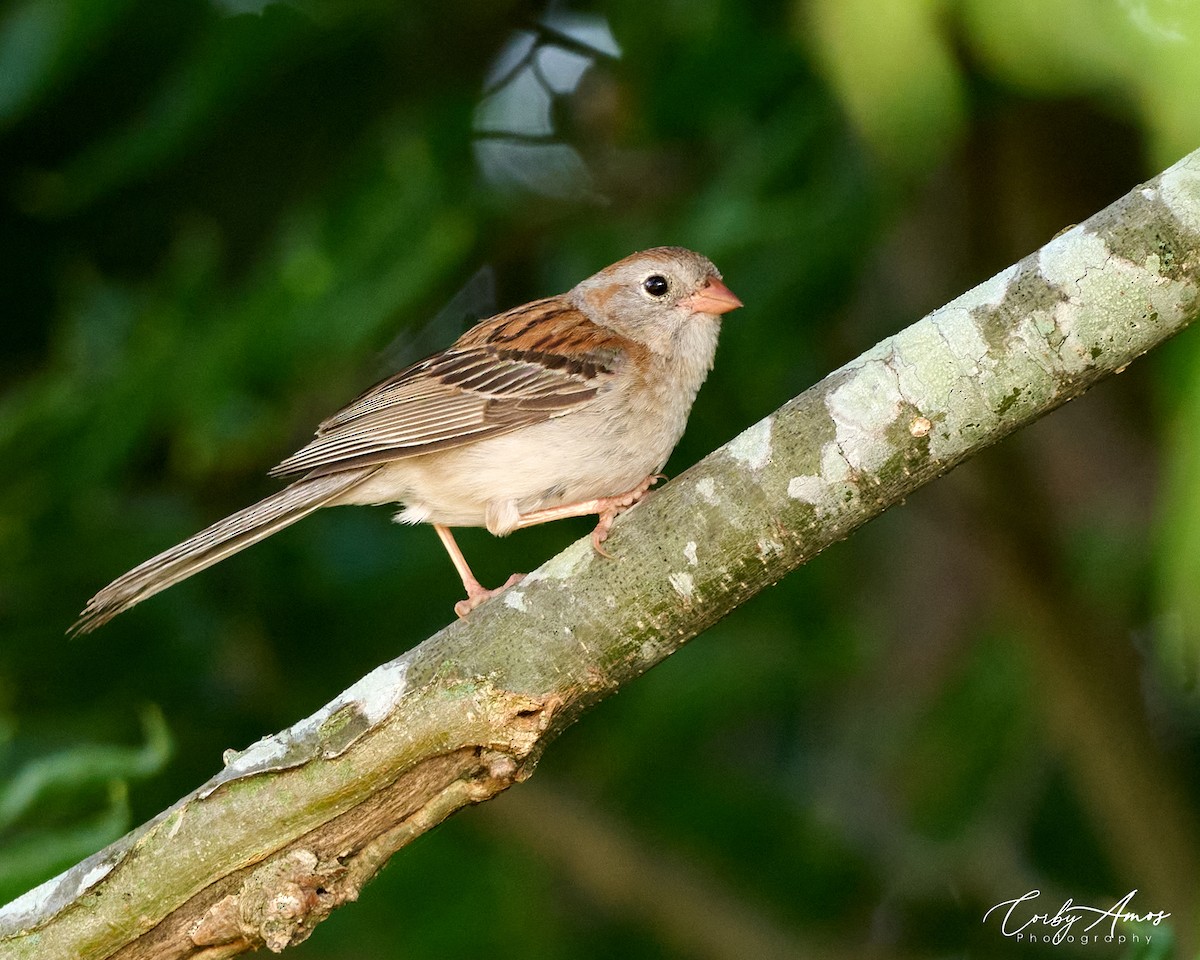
[269,299,627,478]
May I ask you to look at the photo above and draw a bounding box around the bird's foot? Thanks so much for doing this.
[454,572,525,618]
[589,474,666,557]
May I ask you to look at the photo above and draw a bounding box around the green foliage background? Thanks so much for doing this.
[2,0,1200,956]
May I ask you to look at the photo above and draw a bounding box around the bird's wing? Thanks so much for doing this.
[269,299,631,478]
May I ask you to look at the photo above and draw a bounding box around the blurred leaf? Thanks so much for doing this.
[0,705,170,829]
[1120,919,1176,960]
[0,782,131,906]
[1154,352,1200,693]
[0,0,138,129]
[16,5,317,215]
[805,0,967,173]
[0,706,171,904]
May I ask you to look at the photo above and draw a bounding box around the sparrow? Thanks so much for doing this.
[73,246,741,633]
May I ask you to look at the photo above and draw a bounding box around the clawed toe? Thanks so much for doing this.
[587,474,666,558]
[454,597,476,618]
[454,572,525,618]
[591,515,617,557]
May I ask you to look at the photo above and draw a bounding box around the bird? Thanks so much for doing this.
[73,246,741,634]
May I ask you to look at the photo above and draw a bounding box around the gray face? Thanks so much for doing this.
[569,246,723,342]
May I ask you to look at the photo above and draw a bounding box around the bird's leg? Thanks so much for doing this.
[434,475,664,618]
[514,474,665,557]
[434,523,523,618]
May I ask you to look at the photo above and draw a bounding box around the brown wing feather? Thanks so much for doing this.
[269,300,633,479]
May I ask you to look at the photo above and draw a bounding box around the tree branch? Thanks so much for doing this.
[3,149,1200,959]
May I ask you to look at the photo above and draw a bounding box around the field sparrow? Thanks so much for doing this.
[74,247,741,633]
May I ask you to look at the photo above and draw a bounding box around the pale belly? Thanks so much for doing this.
[337,400,687,534]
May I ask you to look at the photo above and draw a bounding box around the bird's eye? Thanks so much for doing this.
[643,275,669,297]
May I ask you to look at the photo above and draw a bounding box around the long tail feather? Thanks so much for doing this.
[73,468,377,635]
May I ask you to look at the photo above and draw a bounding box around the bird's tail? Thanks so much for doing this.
[72,468,377,635]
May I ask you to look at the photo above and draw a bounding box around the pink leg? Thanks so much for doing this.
[434,524,523,618]
[434,475,664,618]
[514,474,664,557]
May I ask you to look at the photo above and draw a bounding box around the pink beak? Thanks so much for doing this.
[680,277,743,316]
